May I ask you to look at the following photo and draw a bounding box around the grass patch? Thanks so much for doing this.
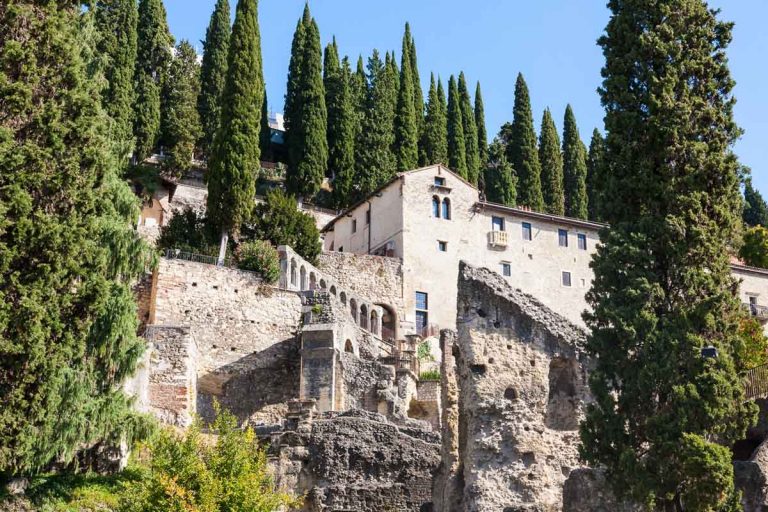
[419,369,441,382]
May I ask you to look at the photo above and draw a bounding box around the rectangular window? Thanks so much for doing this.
[500,262,511,277]
[558,229,568,247]
[577,233,587,250]
[366,210,371,225]
[438,240,448,252]
[522,222,532,241]
[415,292,429,335]
[434,176,446,186]
[415,292,428,311]
[562,271,572,287]
[352,219,357,233]
[492,216,505,231]
[338,246,343,252]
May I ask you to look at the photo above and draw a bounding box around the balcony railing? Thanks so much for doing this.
[488,230,509,248]
[745,363,768,401]
[743,303,768,322]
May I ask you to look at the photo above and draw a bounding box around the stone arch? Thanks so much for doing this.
[340,291,347,305]
[330,285,337,296]
[442,197,451,220]
[290,258,298,287]
[370,309,379,335]
[546,356,579,431]
[350,298,358,323]
[376,303,398,340]
[360,304,369,330]
[309,272,317,290]
[432,195,440,218]
[319,279,327,290]
[344,339,354,354]
[300,266,307,291]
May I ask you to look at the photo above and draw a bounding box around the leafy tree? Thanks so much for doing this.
[507,73,543,211]
[422,74,448,166]
[484,140,516,206]
[475,82,489,186]
[586,128,606,221]
[458,72,480,185]
[236,241,281,283]
[562,105,588,219]
[119,405,299,511]
[157,207,218,255]
[285,7,328,199]
[94,0,138,162]
[394,31,419,172]
[206,0,263,259]
[538,108,564,215]
[197,0,230,159]
[327,56,357,209]
[581,1,756,509]
[744,177,768,227]
[161,40,202,178]
[740,226,768,269]
[446,75,467,179]
[247,190,321,265]
[0,0,154,475]
[133,0,172,162]
[354,50,397,197]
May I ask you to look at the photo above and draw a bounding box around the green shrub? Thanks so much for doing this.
[419,370,441,382]
[236,241,280,283]
[119,404,300,512]
[740,225,768,269]
[157,207,220,255]
[417,341,434,362]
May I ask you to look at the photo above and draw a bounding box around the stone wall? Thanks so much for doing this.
[152,258,303,424]
[438,262,591,512]
[145,325,197,427]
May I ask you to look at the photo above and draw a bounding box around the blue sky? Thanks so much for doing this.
[164,1,768,195]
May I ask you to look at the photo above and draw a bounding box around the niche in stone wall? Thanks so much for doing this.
[545,356,579,431]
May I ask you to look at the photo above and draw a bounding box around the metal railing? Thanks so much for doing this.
[743,303,768,321]
[163,249,234,267]
[379,348,419,375]
[745,362,768,401]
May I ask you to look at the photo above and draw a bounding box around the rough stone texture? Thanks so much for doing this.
[433,329,462,512]
[133,270,156,331]
[562,469,641,512]
[146,325,197,427]
[440,262,590,512]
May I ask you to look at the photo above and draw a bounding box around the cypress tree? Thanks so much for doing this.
[581,2,755,509]
[446,75,467,179]
[458,72,480,185]
[0,1,153,474]
[475,82,489,170]
[404,24,425,165]
[562,105,588,219]
[206,0,263,257]
[744,177,768,227]
[437,77,447,127]
[197,0,230,159]
[259,89,271,159]
[94,0,138,162]
[485,140,517,206]
[285,11,328,199]
[284,5,309,139]
[507,73,543,211]
[586,128,606,221]
[538,108,564,215]
[354,50,397,196]
[161,40,202,178]
[325,42,356,208]
[394,33,419,172]
[133,0,172,162]
[423,74,448,166]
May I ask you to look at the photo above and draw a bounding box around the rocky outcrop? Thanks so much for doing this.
[562,469,642,512]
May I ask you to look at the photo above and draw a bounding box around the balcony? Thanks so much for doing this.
[744,303,768,322]
[488,230,509,248]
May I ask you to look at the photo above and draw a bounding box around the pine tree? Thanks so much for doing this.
[394,32,419,172]
[423,74,448,166]
[354,50,397,197]
[581,2,755,509]
[1,1,153,474]
[197,0,230,159]
[744,177,768,227]
[325,44,356,208]
[94,0,138,162]
[484,140,517,206]
[133,0,172,162]
[446,75,467,179]
[562,105,588,219]
[586,128,605,221]
[161,40,202,178]
[507,73,543,211]
[285,9,328,199]
[475,82,489,173]
[538,108,564,215]
[458,72,480,185]
[206,0,263,257]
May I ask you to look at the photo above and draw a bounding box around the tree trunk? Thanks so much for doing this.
[217,230,228,266]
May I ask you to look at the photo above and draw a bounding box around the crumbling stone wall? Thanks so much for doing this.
[439,262,591,512]
[145,325,197,427]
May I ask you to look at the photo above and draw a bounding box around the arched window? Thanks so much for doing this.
[319,279,327,290]
[340,291,347,305]
[370,310,379,335]
[290,259,297,286]
[344,340,354,353]
[350,298,358,323]
[300,266,307,290]
[442,198,451,220]
[330,285,337,296]
[309,272,317,290]
[360,304,368,330]
[432,196,440,218]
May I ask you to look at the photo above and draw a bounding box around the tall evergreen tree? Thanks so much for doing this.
[329,58,357,209]
[94,0,138,162]
[422,74,448,166]
[437,77,447,129]
[586,128,606,221]
[206,0,263,258]
[133,0,172,162]
[161,40,202,178]
[507,73,543,211]
[581,2,755,509]
[562,105,588,219]
[446,75,467,179]
[259,89,271,158]
[484,139,517,206]
[538,108,564,215]
[285,9,328,199]
[1,0,153,474]
[354,50,397,196]
[284,5,308,140]
[404,24,425,165]
[744,177,768,227]
[197,0,230,159]
[458,72,480,184]
[475,82,489,171]
[394,33,419,172]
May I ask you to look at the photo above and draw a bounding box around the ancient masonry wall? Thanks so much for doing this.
[152,258,303,424]
[439,262,591,512]
[145,326,197,427]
